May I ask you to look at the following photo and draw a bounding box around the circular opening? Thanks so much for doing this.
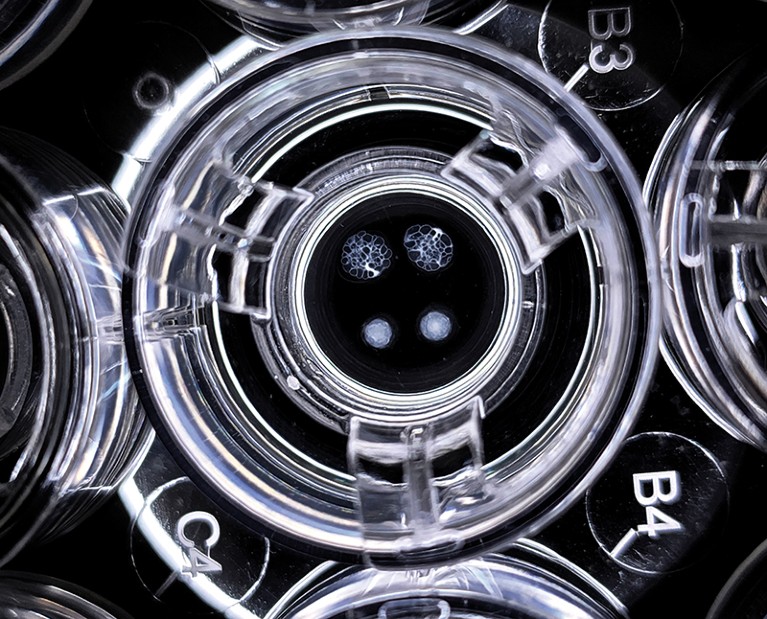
[126,29,658,564]
[302,190,507,393]
[652,52,767,449]
[133,72,172,111]
[269,155,528,429]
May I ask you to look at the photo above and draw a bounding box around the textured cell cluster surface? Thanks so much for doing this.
[404,224,454,272]
[340,231,393,280]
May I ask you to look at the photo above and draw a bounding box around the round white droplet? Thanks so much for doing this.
[363,317,394,349]
[287,376,301,391]
[420,310,453,342]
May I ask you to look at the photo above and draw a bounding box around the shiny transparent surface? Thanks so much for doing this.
[268,551,622,618]
[123,28,659,566]
[650,50,767,450]
[0,248,34,459]
[202,0,490,37]
[0,0,92,90]
[0,202,57,565]
[0,129,150,565]
[0,573,129,619]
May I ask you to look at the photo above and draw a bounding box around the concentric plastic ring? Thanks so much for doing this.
[708,536,767,618]
[0,573,131,619]
[649,47,767,450]
[267,552,623,619]
[201,0,493,39]
[122,28,659,567]
[0,129,150,565]
[0,0,92,90]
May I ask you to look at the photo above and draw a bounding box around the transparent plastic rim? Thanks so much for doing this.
[649,51,767,449]
[0,0,92,90]
[262,149,535,426]
[0,206,60,563]
[266,554,620,619]
[0,129,149,563]
[0,572,129,619]
[123,28,660,564]
[204,0,483,33]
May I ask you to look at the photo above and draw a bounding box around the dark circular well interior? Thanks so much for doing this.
[304,192,507,393]
[209,101,595,470]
